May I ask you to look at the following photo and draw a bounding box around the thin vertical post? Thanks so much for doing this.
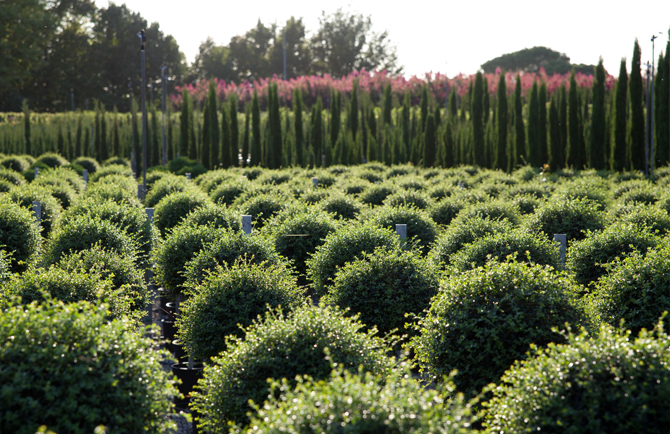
[554,234,567,267]
[161,66,168,167]
[34,167,39,179]
[242,215,252,235]
[646,62,651,176]
[32,201,41,225]
[312,177,318,188]
[396,224,407,239]
[82,169,88,183]
[129,81,137,177]
[185,172,191,180]
[139,30,147,200]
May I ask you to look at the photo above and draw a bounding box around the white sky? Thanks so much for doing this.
[96,0,670,78]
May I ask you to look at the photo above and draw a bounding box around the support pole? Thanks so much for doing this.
[554,234,567,267]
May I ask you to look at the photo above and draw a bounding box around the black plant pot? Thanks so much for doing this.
[171,339,188,362]
[161,318,176,343]
[172,362,204,409]
[163,301,177,320]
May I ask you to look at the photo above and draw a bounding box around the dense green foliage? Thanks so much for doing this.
[0,197,41,272]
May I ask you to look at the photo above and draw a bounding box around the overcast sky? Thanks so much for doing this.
[96,0,670,78]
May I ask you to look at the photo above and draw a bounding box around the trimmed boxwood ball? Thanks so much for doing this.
[0,155,30,172]
[191,305,392,430]
[153,189,211,237]
[0,197,41,273]
[153,225,229,296]
[43,215,139,266]
[183,230,284,287]
[246,365,474,434]
[88,164,134,183]
[366,204,438,255]
[8,185,62,238]
[429,216,513,270]
[210,179,250,206]
[450,228,560,272]
[0,167,25,186]
[590,241,670,334]
[35,152,68,168]
[91,173,138,193]
[322,246,439,338]
[72,156,100,174]
[0,179,13,193]
[31,179,78,209]
[608,203,670,235]
[83,181,142,208]
[359,184,396,206]
[262,206,339,285]
[566,223,659,288]
[37,167,86,193]
[299,187,329,204]
[483,323,670,433]
[428,197,465,226]
[307,223,402,297]
[617,187,659,205]
[179,203,241,231]
[319,191,362,220]
[0,300,178,434]
[452,198,521,226]
[410,260,589,395]
[511,194,541,215]
[552,180,611,210]
[0,250,10,288]
[522,197,605,242]
[144,174,190,208]
[383,190,431,209]
[177,260,305,362]
[236,192,293,229]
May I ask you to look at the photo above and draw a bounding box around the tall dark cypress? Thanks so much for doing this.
[549,96,561,171]
[472,72,485,166]
[270,83,283,168]
[629,40,645,171]
[221,105,231,168]
[568,72,582,169]
[94,107,100,160]
[539,82,548,165]
[483,77,490,124]
[348,80,359,140]
[209,84,220,168]
[100,106,108,161]
[527,81,540,166]
[112,115,120,158]
[167,109,174,161]
[383,84,393,125]
[590,58,607,170]
[655,37,669,167]
[424,114,436,167]
[56,123,64,156]
[151,107,159,167]
[180,89,191,157]
[514,75,525,167]
[75,114,83,157]
[444,120,455,167]
[367,106,377,143]
[419,84,429,128]
[22,100,31,155]
[496,72,508,171]
[250,90,261,166]
[449,87,458,121]
[242,104,250,167]
[311,97,323,166]
[402,92,411,153]
[330,89,341,155]
[229,96,239,166]
[558,85,568,168]
[201,98,211,169]
[612,59,629,171]
[294,88,304,167]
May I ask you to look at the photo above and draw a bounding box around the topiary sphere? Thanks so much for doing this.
[35,152,68,168]
[0,167,26,186]
[0,197,41,273]
[383,190,431,210]
[428,216,513,270]
[43,215,139,266]
[210,179,250,206]
[483,323,670,433]
[608,203,670,235]
[307,223,402,297]
[450,228,560,272]
[37,167,86,193]
[183,230,284,287]
[31,180,78,210]
[322,246,439,338]
[72,156,100,174]
[522,197,605,242]
[0,300,178,434]
[236,192,292,229]
[428,197,465,227]
[590,241,670,335]
[0,155,30,172]
[451,199,521,226]
[566,223,659,288]
[0,250,11,289]
[0,179,13,193]
[179,203,241,231]
[359,184,397,206]
[246,365,474,434]
[617,188,659,206]
[153,189,211,237]
[177,260,305,362]
[366,204,438,255]
[319,192,362,220]
[144,174,190,208]
[191,305,392,430]
[153,225,229,297]
[88,164,134,183]
[299,187,329,204]
[410,260,589,395]
[8,185,62,238]
[83,181,142,208]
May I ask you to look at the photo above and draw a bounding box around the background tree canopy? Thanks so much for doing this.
[481,46,595,75]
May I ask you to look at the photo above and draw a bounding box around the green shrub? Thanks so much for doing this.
[397,177,426,191]
[410,260,589,395]
[43,215,139,266]
[612,179,654,198]
[246,365,474,434]
[8,185,62,238]
[0,300,178,434]
[258,171,292,185]
[359,184,396,206]
[83,181,142,208]
[552,179,611,210]
[299,187,329,204]
[428,184,453,201]
[450,228,560,272]
[191,305,391,430]
[153,189,211,237]
[183,230,283,287]
[178,260,305,361]
[153,225,228,296]
[0,198,41,273]
[0,179,12,193]
[336,178,371,196]
[522,197,605,242]
[89,164,134,183]
[357,170,384,183]
[307,224,402,297]
[102,156,130,167]
[72,156,100,174]
[0,155,30,172]
[322,247,439,338]
[169,156,203,175]
[483,322,670,433]
[241,166,264,180]
[36,167,86,193]
[512,165,539,181]
[452,199,521,226]
[0,250,11,288]
[179,203,241,231]
[617,188,659,206]
[429,216,513,269]
[383,190,431,209]
[365,205,438,254]
[62,198,153,266]
[144,174,190,208]
[608,204,670,235]
[236,192,292,229]
[144,170,171,190]
[31,180,77,209]
[503,182,550,199]
[511,194,541,215]
[566,223,659,287]
[319,192,362,220]
[210,180,249,207]
[35,152,68,168]
[386,165,416,178]
[428,197,465,227]
[263,207,339,284]
[91,173,138,193]
[0,167,25,186]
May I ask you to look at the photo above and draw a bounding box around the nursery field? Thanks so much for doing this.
[2,152,670,433]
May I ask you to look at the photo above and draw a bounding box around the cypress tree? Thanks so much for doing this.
[483,77,490,124]
[549,96,561,171]
[539,82,548,165]
[612,59,629,171]
[100,106,108,161]
[444,120,455,167]
[383,83,393,125]
[250,90,261,166]
[151,107,159,167]
[311,97,323,166]
[189,107,197,160]
[201,98,211,168]
[558,85,568,167]
[424,113,437,167]
[419,84,429,128]
[527,81,540,166]
[84,126,90,159]
[242,104,250,167]
[567,71,582,169]
[402,92,411,153]
[22,100,31,155]
[330,89,341,156]
[270,83,283,168]
[590,58,607,170]
[581,93,589,168]
[348,79,359,140]
[629,40,645,171]
[434,106,441,129]
[94,107,100,159]
[209,83,220,168]
[655,38,669,167]
[56,123,64,156]
[112,115,120,158]
[449,87,458,121]
[294,88,304,167]
[367,106,377,142]
[514,75,525,167]
[75,114,83,157]
[229,96,239,165]
[180,89,190,157]
[221,105,231,168]
[472,71,485,166]
[167,108,174,161]
[496,72,508,171]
